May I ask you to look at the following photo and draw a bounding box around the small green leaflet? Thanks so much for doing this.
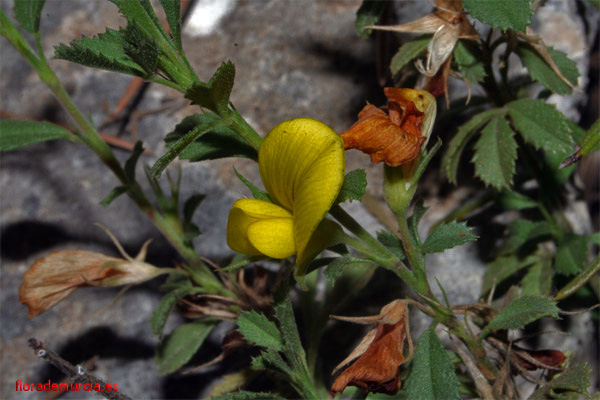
[377,231,406,260]
[530,362,592,400]
[508,99,575,156]
[355,0,388,40]
[237,310,283,352]
[472,116,517,189]
[500,219,555,255]
[402,328,460,400]
[578,118,600,158]
[213,392,286,400]
[481,295,559,338]
[13,0,45,33]
[122,24,159,77]
[520,258,552,296]
[335,169,367,203]
[159,0,182,50]
[462,0,533,32]
[185,61,235,115]
[481,254,538,295]
[155,320,216,375]
[151,286,201,337]
[441,108,505,184]
[496,190,537,210]
[390,36,430,76]
[164,113,257,162]
[0,119,76,152]
[234,168,271,202]
[453,40,486,84]
[516,43,579,95]
[423,221,477,254]
[554,233,588,276]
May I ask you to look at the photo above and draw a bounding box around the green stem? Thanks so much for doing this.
[226,108,263,151]
[554,256,600,301]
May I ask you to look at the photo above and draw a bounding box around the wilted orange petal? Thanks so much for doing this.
[515,348,567,370]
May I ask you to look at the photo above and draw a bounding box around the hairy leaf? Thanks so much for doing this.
[336,169,367,203]
[521,258,552,296]
[472,116,517,189]
[110,0,169,45]
[481,255,538,295]
[377,231,406,260]
[13,0,45,33]
[454,40,486,84]
[442,108,504,184]
[516,43,579,95]
[554,233,588,276]
[403,328,460,400]
[423,221,478,254]
[508,99,575,155]
[0,119,75,151]
[237,310,283,352]
[185,61,235,114]
[122,24,158,76]
[151,286,199,337]
[159,0,182,50]
[463,0,533,32]
[500,219,555,255]
[355,0,388,40]
[390,35,430,76]
[530,362,591,400]
[155,320,215,375]
[481,295,559,338]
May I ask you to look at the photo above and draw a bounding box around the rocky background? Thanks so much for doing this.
[1,0,598,398]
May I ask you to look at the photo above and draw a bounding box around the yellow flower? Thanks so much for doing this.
[227,118,345,267]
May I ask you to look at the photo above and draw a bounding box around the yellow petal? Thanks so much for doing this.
[247,218,295,259]
[226,199,293,256]
[259,118,345,260]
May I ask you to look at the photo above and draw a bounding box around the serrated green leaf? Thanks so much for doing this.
[237,311,283,352]
[159,0,182,50]
[497,190,537,210]
[54,28,147,76]
[336,169,367,203]
[390,35,430,76]
[454,40,486,84]
[13,0,45,33]
[403,328,460,400]
[213,391,286,400]
[472,116,517,189]
[481,295,559,338]
[0,119,76,151]
[500,219,555,255]
[516,43,579,95]
[521,258,552,296]
[185,61,235,114]
[110,0,170,45]
[554,233,588,276]
[423,221,478,254]
[442,108,504,184]
[151,286,198,337]
[257,348,293,377]
[273,281,307,373]
[122,24,158,76]
[165,113,257,162]
[155,320,215,375]
[530,362,592,400]
[463,0,533,32]
[377,231,406,260]
[481,254,538,295]
[508,99,575,155]
[99,185,129,207]
[355,0,388,40]
[234,168,271,202]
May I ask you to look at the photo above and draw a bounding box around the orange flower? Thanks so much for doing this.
[340,88,435,167]
[330,300,413,396]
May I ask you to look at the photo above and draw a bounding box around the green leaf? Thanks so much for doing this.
[500,219,555,255]
[481,254,538,295]
[554,233,588,276]
[110,0,170,45]
[183,194,205,225]
[185,61,235,114]
[54,28,147,77]
[462,0,533,32]
[508,99,576,156]
[272,281,308,373]
[530,362,591,400]
[254,348,293,376]
[497,190,537,210]
[159,0,182,50]
[481,295,559,338]
[237,310,283,352]
[151,286,198,337]
[441,108,504,184]
[390,35,430,76]
[403,328,460,400]
[376,231,406,260]
[124,141,144,182]
[335,169,367,203]
[234,168,271,202]
[423,221,478,254]
[579,118,600,158]
[0,119,75,151]
[323,256,374,288]
[122,24,159,76]
[472,116,518,189]
[454,40,486,84]
[516,43,579,95]
[99,185,129,207]
[13,0,45,33]
[520,258,552,296]
[213,392,286,400]
[409,199,428,246]
[155,320,215,375]
[355,0,388,40]
[165,112,256,162]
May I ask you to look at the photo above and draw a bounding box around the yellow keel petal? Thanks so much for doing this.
[247,218,295,259]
